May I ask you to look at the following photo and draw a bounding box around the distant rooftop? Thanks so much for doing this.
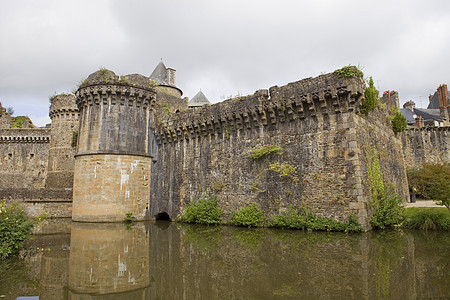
[401,107,441,125]
[188,91,211,107]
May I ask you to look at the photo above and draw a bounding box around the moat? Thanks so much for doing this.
[1,220,449,299]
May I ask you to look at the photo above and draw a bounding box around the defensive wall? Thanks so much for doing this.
[151,72,409,230]
[0,128,50,188]
[401,127,449,167]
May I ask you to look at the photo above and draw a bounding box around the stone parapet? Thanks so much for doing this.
[401,126,450,167]
[75,82,156,157]
[155,72,364,144]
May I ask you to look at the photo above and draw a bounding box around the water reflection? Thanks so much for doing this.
[68,222,150,298]
[2,221,449,299]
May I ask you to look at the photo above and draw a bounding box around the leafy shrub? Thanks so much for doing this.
[11,116,26,128]
[365,147,404,229]
[230,203,265,227]
[180,194,222,225]
[268,162,299,181]
[269,206,362,232]
[334,66,364,79]
[124,211,133,223]
[370,189,404,229]
[403,208,450,230]
[360,77,379,116]
[247,145,282,159]
[389,106,407,133]
[407,163,450,212]
[0,201,34,259]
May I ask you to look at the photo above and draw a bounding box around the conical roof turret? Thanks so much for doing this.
[149,61,169,85]
[188,90,211,107]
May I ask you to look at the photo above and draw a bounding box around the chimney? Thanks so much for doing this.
[167,68,176,86]
[429,94,433,102]
[403,100,415,111]
[415,116,424,128]
[437,84,449,107]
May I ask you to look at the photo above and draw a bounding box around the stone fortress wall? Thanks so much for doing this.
[0,127,50,188]
[401,127,449,167]
[151,72,409,230]
[0,65,448,230]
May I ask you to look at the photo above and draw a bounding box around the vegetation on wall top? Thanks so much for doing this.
[360,76,379,116]
[389,106,407,134]
[11,116,26,128]
[334,66,364,79]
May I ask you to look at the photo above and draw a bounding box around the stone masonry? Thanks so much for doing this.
[151,71,409,230]
[72,70,156,222]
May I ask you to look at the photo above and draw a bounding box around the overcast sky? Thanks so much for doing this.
[1,0,449,126]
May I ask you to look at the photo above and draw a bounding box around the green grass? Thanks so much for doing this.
[403,207,450,231]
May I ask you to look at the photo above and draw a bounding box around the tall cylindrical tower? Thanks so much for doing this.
[45,93,79,189]
[72,70,156,222]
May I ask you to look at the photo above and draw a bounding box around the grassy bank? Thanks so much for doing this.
[403,207,450,231]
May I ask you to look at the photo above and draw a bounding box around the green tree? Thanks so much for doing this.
[360,77,379,116]
[407,163,450,212]
[389,106,407,133]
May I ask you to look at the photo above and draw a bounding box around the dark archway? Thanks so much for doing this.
[155,212,171,221]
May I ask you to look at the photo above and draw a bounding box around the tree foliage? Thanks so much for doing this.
[361,77,379,116]
[365,147,404,229]
[389,106,407,133]
[407,163,450,212]
[0,201,34,259]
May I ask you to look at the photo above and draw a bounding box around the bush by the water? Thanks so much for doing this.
[370,189,404,229]
[0,201,34,259]
[230,203,265,227]
[403,208,450,231]
[268,206,362,232]
[180,194,222,225]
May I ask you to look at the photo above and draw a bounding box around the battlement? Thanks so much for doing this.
[0,128,51,144]
[403,125,450,134]
[0,135,50,143]
[155,71,364,144]
[76,84,155,110]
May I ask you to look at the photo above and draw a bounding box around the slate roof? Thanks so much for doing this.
[427,90,449,109]
[400,108,441,125]
[149,61,170,86]
[188,91,211,107]
[427,92,440,109]
[400,108,416,125]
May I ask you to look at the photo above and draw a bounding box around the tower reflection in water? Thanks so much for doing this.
[68,222,150,298]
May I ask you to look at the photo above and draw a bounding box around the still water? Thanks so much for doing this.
[0,220,449,299]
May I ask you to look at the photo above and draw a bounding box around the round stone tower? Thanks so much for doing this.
[72,69,156,222]
[45,93,79,189]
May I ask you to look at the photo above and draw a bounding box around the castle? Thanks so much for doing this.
[1,63,449,230]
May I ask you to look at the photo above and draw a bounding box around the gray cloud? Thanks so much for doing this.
[1,0,449,126]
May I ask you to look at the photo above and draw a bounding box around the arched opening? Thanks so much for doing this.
[155,212,171,221]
